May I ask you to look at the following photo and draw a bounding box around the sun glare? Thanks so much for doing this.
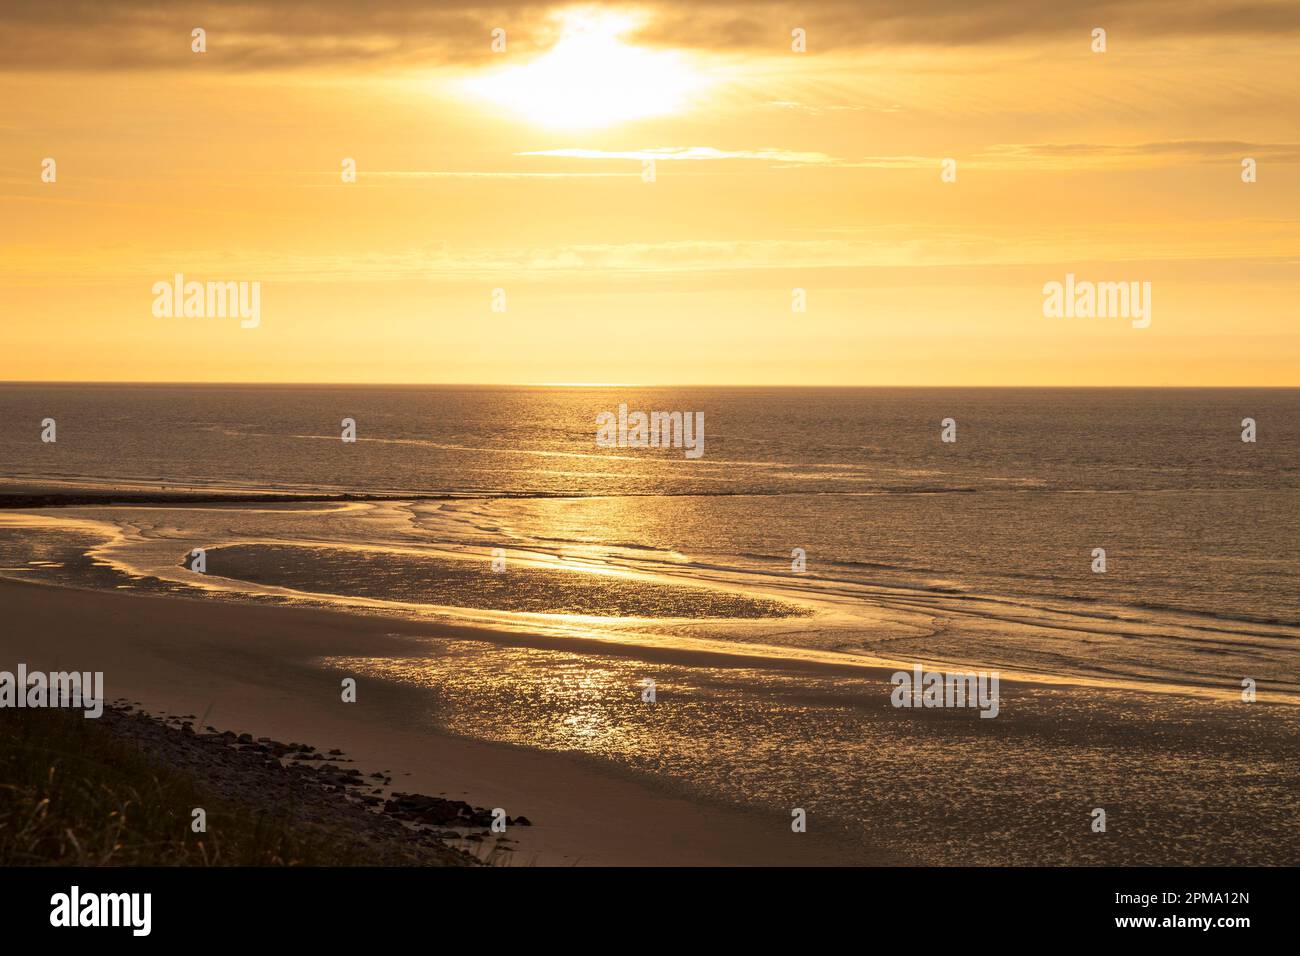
[461,10,706,129]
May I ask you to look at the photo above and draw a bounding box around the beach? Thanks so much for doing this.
[0,577,875,866]
[2,571,1296,866]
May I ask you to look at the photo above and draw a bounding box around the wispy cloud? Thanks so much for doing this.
[839,141,1300,170]
[518,146,839,164]
[10,225,1299,286]
[975,140,1300,167]
[519,140,1300,173]
[359,170,638,179]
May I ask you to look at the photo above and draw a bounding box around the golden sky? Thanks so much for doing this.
[2,1,1298,385]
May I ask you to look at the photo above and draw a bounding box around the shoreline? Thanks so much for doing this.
[3,576,1298,865]
[0,577,885,866]
[3,493,1295,706]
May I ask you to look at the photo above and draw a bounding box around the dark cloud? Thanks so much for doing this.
[0,1,552,70]
[637,0,1300,50]
[1,0,1297,70]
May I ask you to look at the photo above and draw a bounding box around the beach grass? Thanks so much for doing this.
[0,706,357,866]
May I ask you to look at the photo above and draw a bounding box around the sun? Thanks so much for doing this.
[461,9,706,129]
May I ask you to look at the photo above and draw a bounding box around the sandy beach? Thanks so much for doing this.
[0,577,879,866]
[3,573,1296,866]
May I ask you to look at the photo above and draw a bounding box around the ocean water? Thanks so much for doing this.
[3,384,1298,863]
[1,384,1298,693]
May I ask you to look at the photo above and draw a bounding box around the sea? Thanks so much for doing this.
[1,384,1296,863]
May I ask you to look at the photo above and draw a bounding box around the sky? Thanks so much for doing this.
[2,0,1298,385]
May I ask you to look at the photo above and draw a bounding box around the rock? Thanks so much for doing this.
[383,793,477,827]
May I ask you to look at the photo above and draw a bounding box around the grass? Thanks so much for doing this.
[0,707,359,866]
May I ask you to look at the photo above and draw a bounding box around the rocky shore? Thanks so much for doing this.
[104,702,532,866]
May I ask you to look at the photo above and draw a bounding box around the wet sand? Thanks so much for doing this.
[0,578,878,866]
[1,576,1296,866]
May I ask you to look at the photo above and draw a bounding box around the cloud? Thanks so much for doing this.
[518,146,840,164]
[0,1,555,71]
[973,140,1300,167]
[9,226,1298,286]
[825,141,1300,170]
[3,1,1298,71]
[518,141,1300,173]
[360,169,638,179]
[637,0,1300,51]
